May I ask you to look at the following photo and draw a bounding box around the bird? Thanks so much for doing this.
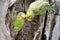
[25,0,54,21]
[13,12,25,31]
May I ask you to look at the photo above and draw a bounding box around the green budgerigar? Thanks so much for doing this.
[26,0,54,21]
[14,12,25,31]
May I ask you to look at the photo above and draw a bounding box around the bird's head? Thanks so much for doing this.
[26,10,35,21]
[18,12,26,19]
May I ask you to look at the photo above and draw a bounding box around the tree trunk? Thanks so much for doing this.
[51,0,60,40]
[0,0,12,40]
[0,0,60,40]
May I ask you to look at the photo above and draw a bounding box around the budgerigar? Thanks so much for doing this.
[26,0,54,21]
[14,12,25,31]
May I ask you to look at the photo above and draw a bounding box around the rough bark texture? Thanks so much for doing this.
[0,0,60,40]
[0,0,12,40]
[51,0,60,40]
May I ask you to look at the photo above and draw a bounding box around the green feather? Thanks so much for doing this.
[14,12,25,31]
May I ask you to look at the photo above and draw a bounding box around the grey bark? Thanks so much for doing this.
[44,0,60,40]
[0,0,12,40]
[2,0,60,40]
[51,0,60,40]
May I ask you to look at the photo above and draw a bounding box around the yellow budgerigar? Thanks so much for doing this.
[26,0,54,21]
